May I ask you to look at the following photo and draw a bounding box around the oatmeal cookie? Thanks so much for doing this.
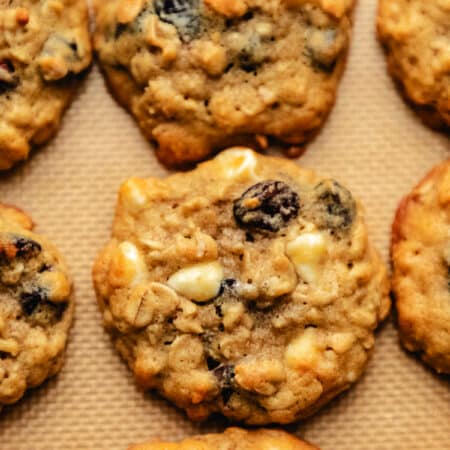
[392,160,450,374]
[377,0,450,129]
[0,0,92,170]
[94,0,355,168]
[0,204,73,409]
[93,148,390,424]
[128,427,319,450]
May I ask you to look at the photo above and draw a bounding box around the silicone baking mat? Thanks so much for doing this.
[0,1,449,449]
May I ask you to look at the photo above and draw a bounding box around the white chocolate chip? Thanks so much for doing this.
[167,261,223,302]
[285,328,321,370]
[286,232,327,283]
[258,86,277,105]
[216,147,258,180]
[120,178,148,211]
[38,270,71,303]
[108,241,148,288]
[255,22,273,37]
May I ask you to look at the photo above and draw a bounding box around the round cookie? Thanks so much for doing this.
[0,0,92,170]
[93,148,390,424]
[392,160,450,374]
[0,204,73,409]
[94,0,355,168]
[128,427,319,450]
[377,0,450,129]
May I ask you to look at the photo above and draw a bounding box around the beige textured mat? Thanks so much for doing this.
[1,1,449,449]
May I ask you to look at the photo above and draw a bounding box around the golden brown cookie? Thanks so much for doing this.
[0,204,73,409]
[128,427,319,450]
[392,160,450,374]
[93,148,390,424]
[0,0,92,170]
[94,0,355,168]
[377,0,450,130]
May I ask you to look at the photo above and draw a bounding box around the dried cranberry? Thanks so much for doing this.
[154,0,200,41]
[20,289,47,315]
[206,356,221,370]
[14,237,42,258]
[213,364,235,403]
[213,364,235,387]
[310,180,356,231]
[0,59,18,94]
[233,180,300,232]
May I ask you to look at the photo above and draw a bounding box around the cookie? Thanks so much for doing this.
[0,204,73,409]
[392,161,450,374]
[94,0,355,168]
[0,0,92,170]
[128,427,319,450]
[377,0,450,130]
[93,148,390,424]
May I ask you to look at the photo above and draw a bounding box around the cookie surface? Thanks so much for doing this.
[0,204,73,409]
[377,0,450,129]
[94,0,355,167]
[93,148,390,424]
[0,0,91,170]
[129,427,319,450]
[392,161,450,374]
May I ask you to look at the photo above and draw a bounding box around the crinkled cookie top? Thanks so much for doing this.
[94,0,355,167]
[93,148,390,424]
[392,160,450,374]
[0,204,73,408]
[378,0,450,127]
[0,0,91,170]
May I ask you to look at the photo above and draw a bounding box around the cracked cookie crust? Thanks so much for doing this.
[0,0,92,170]
[94,0,355,168]
[128,427,319,450]
[93,148,390,425]
[392,160,450,374]
[0,204,73,409]
[377,0,450,129]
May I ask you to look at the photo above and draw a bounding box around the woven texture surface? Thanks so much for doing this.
[0,1,449,449]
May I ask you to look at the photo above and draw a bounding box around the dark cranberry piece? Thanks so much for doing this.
[0,59,18,94]
[311,180,356,231]
[215,304,223,318]
[206,356,221,370]
[239,50,259,73]
[213,364,235,387]
[0,60,14,75]
[20,289,47,316]
[14,237,42,258]
[154,0,200,41]
[233,180,300,232]
[115,23,128,38]
[238,35,266,73]
[221,388,233,404]
[213,364,235,403]
[217,278,236,297]
[38,263,52,273]
[21,288,67,324]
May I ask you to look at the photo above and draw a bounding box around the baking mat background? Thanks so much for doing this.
[1,1,449,449]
